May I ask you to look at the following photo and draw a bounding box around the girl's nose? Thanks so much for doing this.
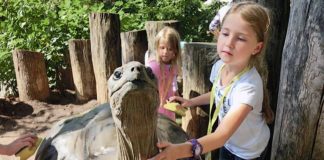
[225,36,235,48]
[162,49,168,54]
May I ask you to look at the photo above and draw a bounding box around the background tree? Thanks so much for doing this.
[0,0,221,96]
[271,0,324,159]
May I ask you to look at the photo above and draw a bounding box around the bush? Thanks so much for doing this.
[0,0,221,96]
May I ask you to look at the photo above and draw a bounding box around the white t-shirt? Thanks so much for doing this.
[209,60,270,159]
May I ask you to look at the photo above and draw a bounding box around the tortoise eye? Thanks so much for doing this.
[113,71,122,80]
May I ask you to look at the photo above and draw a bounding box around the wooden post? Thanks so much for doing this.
[12,49,49,101]
[181,42,218,138]
[145,20,180,63]
[68,39,96,102]
[89,13,121,103]
[121,30,148,65]
[271,0,324,159]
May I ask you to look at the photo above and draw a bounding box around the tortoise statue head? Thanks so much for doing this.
[108,61,160,159]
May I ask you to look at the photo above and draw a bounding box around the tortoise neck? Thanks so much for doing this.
[115,93,159,160]
[116,128,159,160]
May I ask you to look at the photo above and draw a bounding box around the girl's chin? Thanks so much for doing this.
[220,55,232,62]
[161,59,172,64]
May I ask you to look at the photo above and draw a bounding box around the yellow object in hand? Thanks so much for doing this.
[164,102,187,116]
[15,137,43,160]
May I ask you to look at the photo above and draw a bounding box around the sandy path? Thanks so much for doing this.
[0,98,99,160]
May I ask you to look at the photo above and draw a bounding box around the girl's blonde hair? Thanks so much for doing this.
[223,1,274,124]
[154,26,181,66]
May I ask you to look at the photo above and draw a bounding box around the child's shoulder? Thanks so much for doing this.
[211,60,224,72]
[147,59,159,67]
[147,60,160,74]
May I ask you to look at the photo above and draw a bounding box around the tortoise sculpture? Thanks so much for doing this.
[35,61,189,160]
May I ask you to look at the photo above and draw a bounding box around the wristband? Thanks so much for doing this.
[188,139,203,160]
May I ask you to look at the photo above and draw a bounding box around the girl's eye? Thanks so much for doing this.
[238,37,246,41]
[221,32,229,37]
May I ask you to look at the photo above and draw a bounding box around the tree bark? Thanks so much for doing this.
[89,13,121,103]
[181,42,218,138]
[68,39,96,102]
[271,0,324,159]
[144,20,180,63]
[121,30,148,65]
[314,101,324,159]
[12,49,49,101]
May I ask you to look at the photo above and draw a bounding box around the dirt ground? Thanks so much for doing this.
[0,90,99,160]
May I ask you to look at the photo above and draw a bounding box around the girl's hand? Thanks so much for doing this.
[148,141,179,160]
[168,96,194,108]
[5,133,37,155]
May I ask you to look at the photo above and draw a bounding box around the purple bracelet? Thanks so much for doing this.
[188,139,203,160]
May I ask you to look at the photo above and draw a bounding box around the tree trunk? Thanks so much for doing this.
[271,0,324,159]
[314,101,324,159]
[89,13,121,103]
[12,49,49,101]
[68,39,96,102]
[144,20,180,63]
[181,42,218,138]
[121,30,148,65]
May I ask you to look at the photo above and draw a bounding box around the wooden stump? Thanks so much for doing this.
[271,0,324,159]
[145,20,180,62]
[181,42,218,138]
[89,13,121,103]
[68,39,96,102]
[12,49,49,101]
[121,30,148,65]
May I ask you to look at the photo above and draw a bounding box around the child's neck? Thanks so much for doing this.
[224,63,248,75]
[160,61,172,65]
[221,63,249,86]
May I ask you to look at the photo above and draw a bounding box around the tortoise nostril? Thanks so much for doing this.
[131,66,141,72]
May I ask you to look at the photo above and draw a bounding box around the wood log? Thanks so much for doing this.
[12,49,49,101]
[271,0,324,159]
[181,42,218,138]
[145,20,180,63]
[121,30,148,65]
[68,39,96,102]
[89,13,121,103]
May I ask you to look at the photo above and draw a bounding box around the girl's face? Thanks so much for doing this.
[217,13,263,67]
[157,39,176,64]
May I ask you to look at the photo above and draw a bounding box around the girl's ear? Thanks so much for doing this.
[253,42,264,55]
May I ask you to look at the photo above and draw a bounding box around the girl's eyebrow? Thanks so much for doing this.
[221,27,250,36]
[221,27,229,31]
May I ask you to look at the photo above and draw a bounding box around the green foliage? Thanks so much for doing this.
[0,0,221,95]
[0,0,107,94]
[108,0,221,42]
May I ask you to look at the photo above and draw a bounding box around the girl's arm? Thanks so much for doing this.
[169,92,211,108]
[199,103,251,153]
[0,133,37,155]
[149,104,252,160]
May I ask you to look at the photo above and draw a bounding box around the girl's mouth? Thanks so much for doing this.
[222,51,233,56]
